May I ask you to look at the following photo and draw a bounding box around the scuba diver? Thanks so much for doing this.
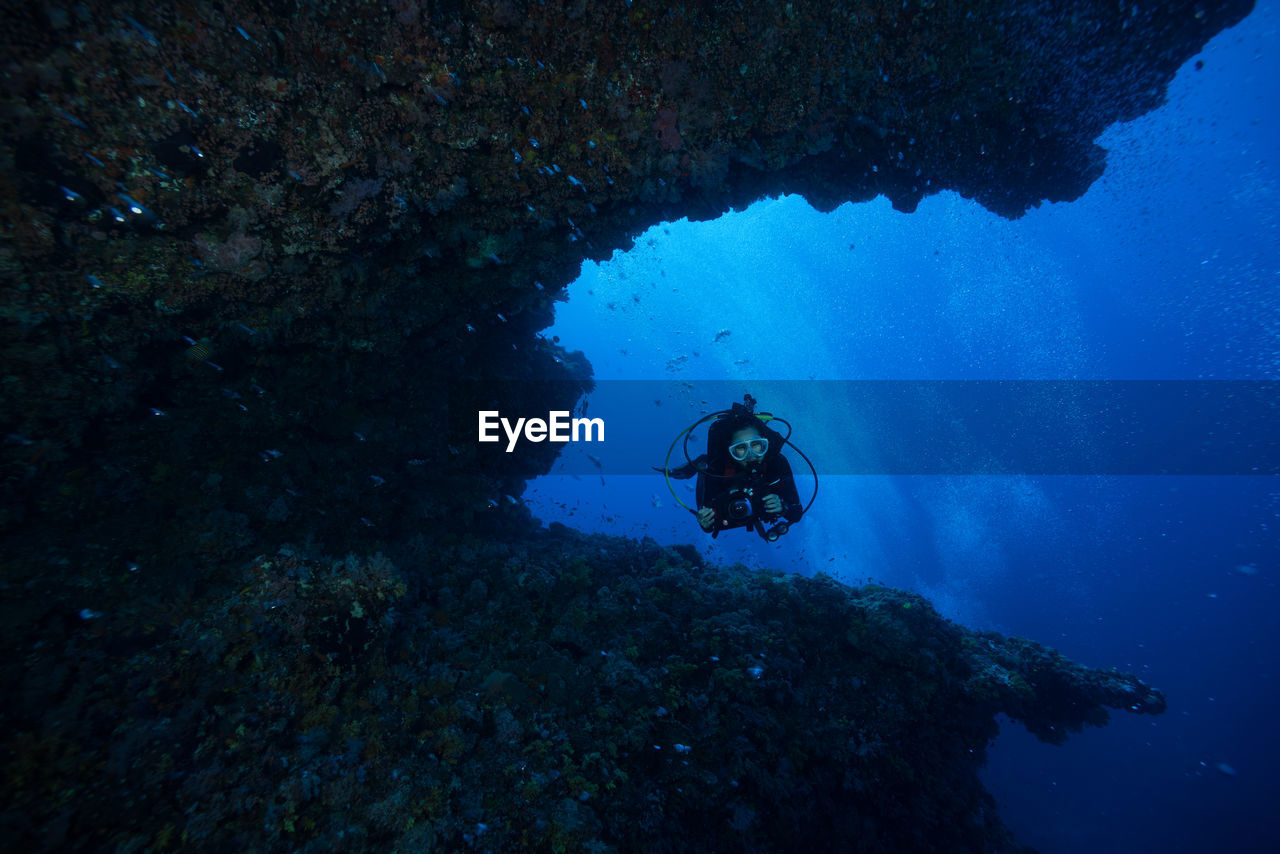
[655,394,817,542]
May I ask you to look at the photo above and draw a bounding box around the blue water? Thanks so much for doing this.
[528,4,1280,853]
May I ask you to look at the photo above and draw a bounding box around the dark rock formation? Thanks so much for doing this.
[0,0,1247,850]
[1,530,1164,852]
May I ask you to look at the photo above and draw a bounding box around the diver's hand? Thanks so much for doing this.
[761,494,783,515]
[697,507,715,532]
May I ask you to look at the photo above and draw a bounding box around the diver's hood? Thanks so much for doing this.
[705,414,787,473]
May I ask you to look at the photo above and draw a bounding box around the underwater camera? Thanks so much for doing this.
[715,483,760,524]
[711,473,791,541]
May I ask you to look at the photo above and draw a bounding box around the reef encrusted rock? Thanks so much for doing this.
[0,530,1164,852]
[0,0,1254,549]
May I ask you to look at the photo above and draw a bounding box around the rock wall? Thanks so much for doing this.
[0,0,1253,558]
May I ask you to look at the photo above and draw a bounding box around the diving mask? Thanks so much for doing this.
[728,437,768,461]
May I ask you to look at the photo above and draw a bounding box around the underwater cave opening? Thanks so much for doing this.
[520,14,1280,847]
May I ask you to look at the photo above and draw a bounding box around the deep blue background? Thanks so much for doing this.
[524,4,1280,852]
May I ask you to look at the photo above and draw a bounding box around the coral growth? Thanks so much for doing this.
[653,108,684,152]
[0,531,1161,851]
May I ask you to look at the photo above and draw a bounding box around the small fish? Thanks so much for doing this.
[714,329,731,342]
[117,193,153,218]
[353,432,366,442]
[85,274,105,288]
[487,499,499,509]
[79,608,103,620]
[149,408,169,418]
[54,107,87,129]
[60,186,83,202]
[408,458,427,465]
[124,15,160,46]
[261,449,283,460]
[503,494,518,504]
[360,517,375,527]
[184,338,211,363]
[235,25,252,41]
[369,475,386,486]
[447,445,460,455]
[587,454,603,469]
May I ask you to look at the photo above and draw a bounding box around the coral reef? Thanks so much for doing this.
[0,0,1246,849]
[0,0,1252,550]
[0,530,1162,851]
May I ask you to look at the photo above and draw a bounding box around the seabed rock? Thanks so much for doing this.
[1,531,1163,851]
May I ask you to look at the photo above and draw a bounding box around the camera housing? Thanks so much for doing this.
[714,484,760,527]
[710,474,789,541]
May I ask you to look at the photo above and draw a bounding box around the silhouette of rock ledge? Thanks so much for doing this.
[0,533,1163,852]
[0,0,1255,542]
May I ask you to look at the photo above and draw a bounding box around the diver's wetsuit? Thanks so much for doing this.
[697,454,804,534]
